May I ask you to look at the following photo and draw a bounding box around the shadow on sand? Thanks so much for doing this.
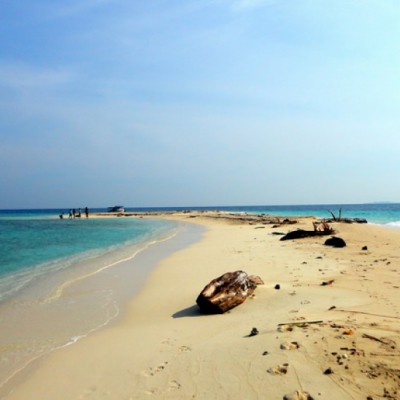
[172,304,204,318]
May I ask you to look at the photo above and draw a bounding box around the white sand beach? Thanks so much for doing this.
[3,212,400,400]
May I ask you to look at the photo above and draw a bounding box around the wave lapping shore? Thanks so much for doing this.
[2,210,399,400]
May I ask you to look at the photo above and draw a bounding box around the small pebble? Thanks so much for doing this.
[274,284,281,290]
[248,327,259,337]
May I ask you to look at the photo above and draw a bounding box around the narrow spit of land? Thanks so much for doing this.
[5,211,400,400]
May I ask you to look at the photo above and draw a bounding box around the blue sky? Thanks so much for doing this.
[1,0,399,208]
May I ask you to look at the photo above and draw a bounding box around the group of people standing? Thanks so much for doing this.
[69,207,89,219]
[59,207,90,219]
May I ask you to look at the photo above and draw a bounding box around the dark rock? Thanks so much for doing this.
[362,245,368,250]
[324,236,346,248]
[274,284,281,290]
[248,327,259,337]
[321,280,335,286]
[196,270,258,314]
[323,367,333,375]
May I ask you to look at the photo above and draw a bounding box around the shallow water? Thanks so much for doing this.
[0,214,204,395]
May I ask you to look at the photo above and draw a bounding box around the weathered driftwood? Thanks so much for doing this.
[196,270,262,314]
[277,320,323,327]
[327,209,367,223]
[326,217,367,224]
[280,229,333,241]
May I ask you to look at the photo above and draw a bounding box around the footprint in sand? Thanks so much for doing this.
[168,380,181,391]
[143,361,168,377]
[140,389,157,397]
[280,341,300,350]
[267,363,289,375]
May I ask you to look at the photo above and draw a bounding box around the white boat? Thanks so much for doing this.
[107,206,125,212]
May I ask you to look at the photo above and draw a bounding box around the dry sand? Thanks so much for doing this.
[3,212,400,400]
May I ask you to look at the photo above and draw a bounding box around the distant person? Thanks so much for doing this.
[77,208,82,218]
[59,214,64,219]
[69,210,73,219]
[72,209,76,218]
[85,207,89,218]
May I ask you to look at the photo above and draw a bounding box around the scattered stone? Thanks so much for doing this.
[196,270,259,314]
[280,341,300,350]
[247,327,259,337]
[323,367,333,375]
[283,390,315,400]
[321,280,335,286]
[329,305,336,310]
[362,245,368,250]
[278,325,294,332]
[262,351,269,356]
[267,363,289,375]
[324,236,346,248]
[274,284,281,290]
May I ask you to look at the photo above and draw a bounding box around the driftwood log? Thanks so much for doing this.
[196,270,263,314]
[326,217,367,224]
[280,229,333,241]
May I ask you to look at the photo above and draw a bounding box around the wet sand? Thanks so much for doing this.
[3,211,400,399]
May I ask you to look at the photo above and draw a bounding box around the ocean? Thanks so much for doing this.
[0,203,399,393]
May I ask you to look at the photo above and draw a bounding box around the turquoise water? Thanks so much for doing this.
[0,212,184,394]
[0,213,177,302]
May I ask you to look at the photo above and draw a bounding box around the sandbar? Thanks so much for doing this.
[3,211,400,399]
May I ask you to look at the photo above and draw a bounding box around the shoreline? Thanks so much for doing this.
[0,219,204,398]
[2,212,400,399]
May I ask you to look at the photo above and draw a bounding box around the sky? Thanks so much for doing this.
[0,0,399,209]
